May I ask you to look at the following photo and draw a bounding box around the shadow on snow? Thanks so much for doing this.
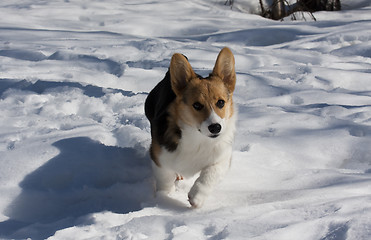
[0,137,152,239]
[0,78,137,98]
[0,49,124,77]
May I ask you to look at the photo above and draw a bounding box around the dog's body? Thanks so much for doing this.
[145,47,236,208]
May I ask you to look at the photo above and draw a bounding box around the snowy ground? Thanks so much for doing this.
[1,0,371,239]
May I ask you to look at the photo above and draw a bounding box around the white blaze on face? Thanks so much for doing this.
[200,109,225,138]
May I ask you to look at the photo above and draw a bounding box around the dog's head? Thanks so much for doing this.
[170,47,236,138]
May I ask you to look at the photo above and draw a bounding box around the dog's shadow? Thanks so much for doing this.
[0,137,154,239]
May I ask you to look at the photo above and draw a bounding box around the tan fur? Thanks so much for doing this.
[170,53,197,96]
[169,48,236,130]
[212,47,236,93]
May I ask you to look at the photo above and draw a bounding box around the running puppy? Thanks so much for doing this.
[145,47,236,208]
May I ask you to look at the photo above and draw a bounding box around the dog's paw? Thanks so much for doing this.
[188,184,208,208]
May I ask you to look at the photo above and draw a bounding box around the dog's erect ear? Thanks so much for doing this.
[212,47,236,93]
[170,53,196,95]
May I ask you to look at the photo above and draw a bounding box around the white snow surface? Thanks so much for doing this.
[1,0,371,239]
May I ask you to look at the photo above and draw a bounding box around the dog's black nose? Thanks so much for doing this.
[208,123,221,134]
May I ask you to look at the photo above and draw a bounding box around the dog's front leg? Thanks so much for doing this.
[188,156,231,208]
[152,162,176,193]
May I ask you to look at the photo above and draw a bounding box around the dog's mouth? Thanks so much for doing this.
[209,134,219,138]
[198,129,220,138]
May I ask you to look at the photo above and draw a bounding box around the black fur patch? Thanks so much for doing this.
[145,71,181,152]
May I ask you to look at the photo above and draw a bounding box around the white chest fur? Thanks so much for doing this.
[158,114,236,178]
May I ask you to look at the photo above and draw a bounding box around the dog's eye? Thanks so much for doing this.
[216,99,225,109]
[192,102,204,111]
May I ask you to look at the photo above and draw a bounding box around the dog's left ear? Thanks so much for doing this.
[212,47,236,93]
[170,53,197,96]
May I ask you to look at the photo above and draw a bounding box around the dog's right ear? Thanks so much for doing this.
[170,53,196,96]
[212,47,236,93]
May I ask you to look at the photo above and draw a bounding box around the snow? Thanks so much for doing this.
[1,0,371,239]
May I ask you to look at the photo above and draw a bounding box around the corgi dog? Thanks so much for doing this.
[145,47,236,208]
